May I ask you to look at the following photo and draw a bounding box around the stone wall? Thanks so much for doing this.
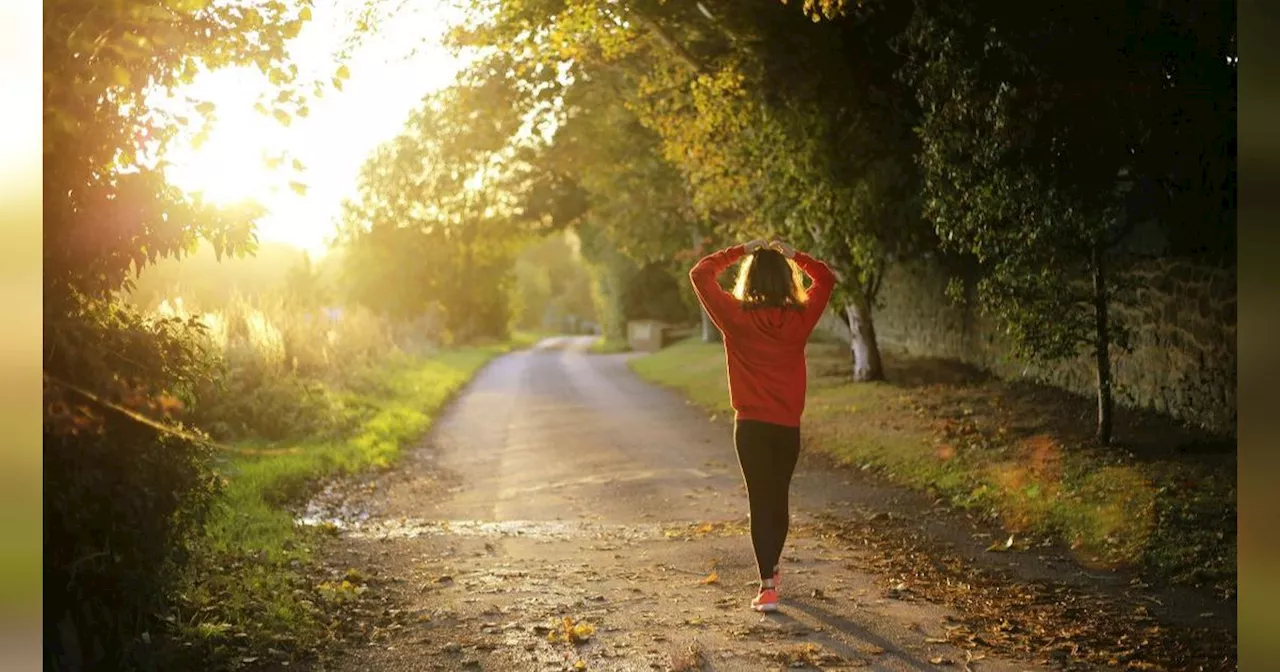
[819,256,1236,436]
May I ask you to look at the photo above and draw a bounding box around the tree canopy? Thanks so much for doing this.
[337,62,540,341]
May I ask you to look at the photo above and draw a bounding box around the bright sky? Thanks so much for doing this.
[162,0,471,257]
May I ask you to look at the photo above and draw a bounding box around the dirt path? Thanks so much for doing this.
[303,337,1047,671]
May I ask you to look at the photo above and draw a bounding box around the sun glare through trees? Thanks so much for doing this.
[44,0,1236,670]
[157,0,470,256]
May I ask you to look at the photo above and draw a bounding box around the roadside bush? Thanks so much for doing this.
[44,297,220,671]
[158,294,419,442]
[622,262,695,324]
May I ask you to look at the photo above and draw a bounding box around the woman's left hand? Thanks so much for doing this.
[744,239,767,253]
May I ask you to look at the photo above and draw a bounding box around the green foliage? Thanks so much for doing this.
[45,0,315,299]
[44,297,224,671]
[152,292,416,443]
[43,0,331,665]
[577,225,639,342]
[622,262,696,325]
[900,0,1234,439]
[902,0,1236,349]
[339,68,538,343]
[452,0,935,370]
[513,231,598,332]
[45,419,220,671]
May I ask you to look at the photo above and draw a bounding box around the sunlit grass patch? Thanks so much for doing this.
[510,329,557,349]
[632,338,1235,591]
[627,340,731,413]
[589,336,630,354]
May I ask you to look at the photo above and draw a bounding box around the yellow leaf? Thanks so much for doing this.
[299,6,312,21]
[272,109,292,126]
[572,621,595,641]
[700,571,719,585]
[336,64,351,80]
[289,181,308,196]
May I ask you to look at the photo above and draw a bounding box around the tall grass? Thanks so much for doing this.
[154,294,438,442]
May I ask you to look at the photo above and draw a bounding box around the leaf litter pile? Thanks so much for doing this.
[807,513,1235,671]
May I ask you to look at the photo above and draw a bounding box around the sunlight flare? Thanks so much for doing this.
[158,0,469,256]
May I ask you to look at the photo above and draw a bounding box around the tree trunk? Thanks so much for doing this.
[692,226,721,343]
[1092,245,1114,445]
[700,308,721,343]
[844,290,884,382]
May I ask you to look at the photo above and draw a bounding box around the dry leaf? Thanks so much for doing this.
[986,534,1015,552]
[700,571,720,585]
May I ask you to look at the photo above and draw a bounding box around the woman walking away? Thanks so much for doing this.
[689,238,836,612]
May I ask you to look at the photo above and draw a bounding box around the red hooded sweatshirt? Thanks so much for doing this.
[689,244,836,428]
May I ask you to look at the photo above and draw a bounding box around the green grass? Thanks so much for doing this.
[631,339,1236,594]
[589,336,631,354]
[510,329,557,349]
[172,342,519,664]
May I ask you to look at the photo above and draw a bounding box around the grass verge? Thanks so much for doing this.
[589,336,630,354]
[166,342,523,668]
[630,339,1236,597]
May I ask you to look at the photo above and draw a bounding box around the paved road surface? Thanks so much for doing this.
[322,336,1042,671]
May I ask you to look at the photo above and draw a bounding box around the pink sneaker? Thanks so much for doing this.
[751,587,779,613]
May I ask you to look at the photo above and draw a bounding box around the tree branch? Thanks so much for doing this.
[627,10,710,76]
[44,373,299,456]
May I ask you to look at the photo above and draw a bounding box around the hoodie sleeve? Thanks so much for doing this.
[793,251,836,333]
[689,244,746,335]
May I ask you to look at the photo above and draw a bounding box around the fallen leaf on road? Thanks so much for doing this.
[700,571,720,585]
[986,535,1015,552]
[930,655,954,665]
[548,616,596,645]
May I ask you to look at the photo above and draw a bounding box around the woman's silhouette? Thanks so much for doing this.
[689,238,835,612]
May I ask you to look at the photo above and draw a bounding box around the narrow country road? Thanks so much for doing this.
[317,336,1043,671]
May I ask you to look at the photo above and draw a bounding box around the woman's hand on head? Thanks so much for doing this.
[744,239,767,253]
[768,240,796,258]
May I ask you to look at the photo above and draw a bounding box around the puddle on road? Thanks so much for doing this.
[298,515,668,542]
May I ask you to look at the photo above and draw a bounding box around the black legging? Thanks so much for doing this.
[733,419,801,581]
